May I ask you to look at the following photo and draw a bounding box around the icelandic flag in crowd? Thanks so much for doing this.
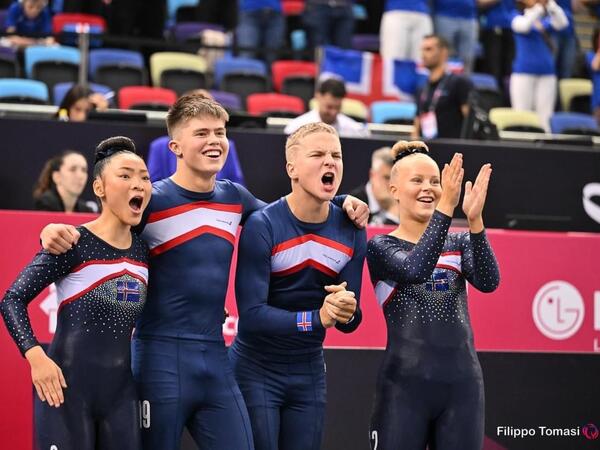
[320,46,420,102]
[320,46,375,96]
[320,46,464,104]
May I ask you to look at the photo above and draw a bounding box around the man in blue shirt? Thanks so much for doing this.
[5,0,53,47]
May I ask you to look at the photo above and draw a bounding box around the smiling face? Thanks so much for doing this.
[93,152,151,226]
[169,116,229,177]
[286,130,343,202]
[52,153,88,198]
[390,153,441,223]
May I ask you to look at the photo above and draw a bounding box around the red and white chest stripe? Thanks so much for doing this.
[271,234,353,277]
[374,251,462,307]
[143,201,242,256]
[56,258,148,309]
[436,251,462,274]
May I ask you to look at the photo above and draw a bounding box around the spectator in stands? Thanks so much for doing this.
[236,0,285,64]
[586,28,600,125]
[379,0,433,62]
[4,0,54,48]
[552,0,577,79]
[303,0,354,50]
[510,0,568,131]
[412,34,473,139]
[56,85,109,122]
[33,150,96,212]
[350,147,399,225]
[433,0,478,72]
[146,89,246,184]
[284,78,370,137]
[479,0,517,90]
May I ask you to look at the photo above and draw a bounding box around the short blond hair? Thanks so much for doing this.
[166,94,229,138]
[285,122,339,161]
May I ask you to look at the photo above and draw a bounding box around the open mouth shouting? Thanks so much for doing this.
[129,195,144,214]
[321,171,336,192]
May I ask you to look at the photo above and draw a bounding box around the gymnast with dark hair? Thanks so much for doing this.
[1,136,152,450]
[366,141,500,450]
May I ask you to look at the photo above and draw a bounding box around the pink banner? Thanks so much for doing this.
[1,211,599,448]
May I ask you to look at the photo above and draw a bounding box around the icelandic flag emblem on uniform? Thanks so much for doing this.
[297,311,313,332]
[116,280,140,302]
[425,271,449,292]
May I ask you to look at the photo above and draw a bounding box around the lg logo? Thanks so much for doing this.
[532,281,600,346]
[532,281,585,340]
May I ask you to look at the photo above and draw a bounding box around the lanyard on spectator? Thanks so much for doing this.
[420,73,451,113]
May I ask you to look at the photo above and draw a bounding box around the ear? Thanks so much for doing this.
[92,177,105,199]
[286,160,297,181]
[168,139,182,158]
[51,170,60,185]
[389,182,398,199]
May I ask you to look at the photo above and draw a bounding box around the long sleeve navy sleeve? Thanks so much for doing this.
[367,210,451,284]
[460,230,500,293]
[1,248,77,356]
[235,211,324,335]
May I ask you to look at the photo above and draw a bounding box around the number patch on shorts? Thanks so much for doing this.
[139,400,151,429]
[370,430,378,450]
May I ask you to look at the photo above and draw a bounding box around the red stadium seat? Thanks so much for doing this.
[246,93,305,117]
[281,0,305,16]
[52,13,107,35]
[118,86,177,110]
[271,60,317,92]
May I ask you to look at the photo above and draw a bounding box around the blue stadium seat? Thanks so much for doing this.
[24,45,80,78]
[167,0,199,26]
[549,112,599,135]
[88,48,144,78]
[470,72,499,91]
[213,57,267,87]
[370,101,417,124]
[89,48,146,92]
[0,78,49,104]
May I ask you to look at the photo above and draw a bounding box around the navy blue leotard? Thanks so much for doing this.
[366,211,500,450]
[1,227,148,450]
